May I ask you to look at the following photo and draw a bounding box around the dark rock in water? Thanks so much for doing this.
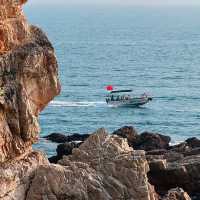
[44,133,68,143]
[44,133,90,143]
[183,147,200,157]
[134,132,171,151]
[48,156,59,164]
[49,142,83,163]
[186,138,200,148]
[57,142,82,158]
[169,142,190,153]
[113,126,171,151]
[112,126,138,145]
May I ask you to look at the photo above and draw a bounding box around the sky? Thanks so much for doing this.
[28,0,200,6]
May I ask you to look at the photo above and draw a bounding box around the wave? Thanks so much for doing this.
[49,100,106,107]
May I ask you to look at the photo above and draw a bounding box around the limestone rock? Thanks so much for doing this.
[162,188,191,200]
[0,0,60,199]
[27,128,158,200]
[0,0,60,162]
[0,151,49,200]
[0,0,29,53]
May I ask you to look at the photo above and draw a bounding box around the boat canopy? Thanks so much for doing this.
[110,90,133,94]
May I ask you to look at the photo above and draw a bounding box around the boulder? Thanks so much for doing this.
[148,155,200,196]
[49,141,82,163]
[134,132,171,151]
[0,151,49,200]
[27,128,158,200]
[112,126,138,144]
[186,138,200,148]
[113,127,171,151]
[162,188,191,200]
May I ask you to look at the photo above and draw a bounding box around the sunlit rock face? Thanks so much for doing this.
[27,129,158,200]
[0,0,60,198]
[0,0,29,53]
[0,0,60,162]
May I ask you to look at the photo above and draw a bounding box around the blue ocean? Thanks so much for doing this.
[24,5,200,156]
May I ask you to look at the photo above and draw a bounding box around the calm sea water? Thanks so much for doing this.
[24,5,200,156]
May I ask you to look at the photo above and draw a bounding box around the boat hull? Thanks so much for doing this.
[106,97,151,107]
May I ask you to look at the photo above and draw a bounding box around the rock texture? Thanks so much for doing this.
[162,188,191,200]
[0,0,60,163]
[113,126,200,199]
[0,0,60,199]
[113,126,171,151]
[0,0,29,53]
[27,128,158,200]
[0,151,49,200]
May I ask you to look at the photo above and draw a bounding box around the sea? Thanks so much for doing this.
[24,4,200,156]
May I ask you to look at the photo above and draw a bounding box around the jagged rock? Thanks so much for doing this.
[0,0,29,53]
[27,128,158,200]
[112,126,138,145]
[186,138,200,149]
[44,132,89,143]
[162,188,191,200]
[0,0,60,199]
[49,141,82,163]
[0,151,49,200]
[113,126,171,151]
[0,0,60,163]
[148,155,200,196]
[134,132,171,151]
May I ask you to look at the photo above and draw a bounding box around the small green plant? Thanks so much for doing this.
[0,87,5,97]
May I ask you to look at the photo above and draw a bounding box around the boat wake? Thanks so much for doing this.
[49,100,106,107]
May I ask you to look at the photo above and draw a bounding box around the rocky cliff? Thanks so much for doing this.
[0,0,60,162]
[0,0,60,199]
[0,1,193,200]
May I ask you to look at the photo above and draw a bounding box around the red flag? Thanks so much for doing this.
[106,85,113,91]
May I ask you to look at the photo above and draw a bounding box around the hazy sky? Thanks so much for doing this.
[28,0,200,6]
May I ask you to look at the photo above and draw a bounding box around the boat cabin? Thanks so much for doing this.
[106,90,133,103]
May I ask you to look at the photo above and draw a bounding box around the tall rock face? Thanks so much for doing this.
[0,0,29,53]
[0,0,60,199]
[0,0,61,162]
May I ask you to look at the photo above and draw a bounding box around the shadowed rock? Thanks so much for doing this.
[162,188,191,200]
[113,126,171,151]
[49,141,83,163]
[44,132,90,143]
[186,138,200,148]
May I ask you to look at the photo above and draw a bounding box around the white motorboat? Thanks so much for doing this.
[105,89,152,107]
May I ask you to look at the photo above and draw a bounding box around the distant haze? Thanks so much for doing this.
[28,0,200,6]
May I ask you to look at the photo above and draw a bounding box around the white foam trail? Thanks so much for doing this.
[49,100,106,107]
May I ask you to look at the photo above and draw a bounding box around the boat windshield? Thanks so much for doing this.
[107,94,131,101]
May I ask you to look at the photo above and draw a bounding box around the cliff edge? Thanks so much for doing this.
[0,0,60,199]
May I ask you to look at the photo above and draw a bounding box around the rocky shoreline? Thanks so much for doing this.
[0,1,199,200]
[44,126,200,200]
